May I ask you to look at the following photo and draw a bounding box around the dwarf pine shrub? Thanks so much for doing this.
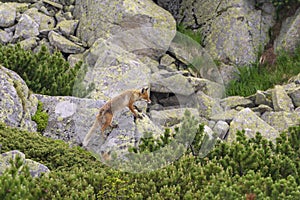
[0,44,90,96]
[1,122,300,199]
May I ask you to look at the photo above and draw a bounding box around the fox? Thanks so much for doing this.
[82,87,151,147]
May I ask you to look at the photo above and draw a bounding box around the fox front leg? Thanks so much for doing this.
[128,103,143,119]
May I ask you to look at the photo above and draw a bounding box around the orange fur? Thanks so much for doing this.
[82,87,151,147]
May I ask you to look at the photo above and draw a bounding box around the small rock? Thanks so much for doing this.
[0,3,16,28]
[261,111,300,132]
[0,150,50,178]
[68,53,83,68]
[272,85,294,112]
[24,8,55,31]
[14,14,39,39]
[57,20,78,36]
[220,96,254,109]
[288,86,300,107]
[19,37,38,50]
[48,31,85,54]
[43,0,63,10]
[228,108,279,143]
[251,104,273,114]
[213,120,229,139]
[255,90,272,107]
[160,54,175,66]
[210,109,238,123]
[0,29,12,44]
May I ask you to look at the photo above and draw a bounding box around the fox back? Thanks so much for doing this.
[110,87,151,113]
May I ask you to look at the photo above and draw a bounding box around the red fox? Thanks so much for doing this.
[82,87,151,147]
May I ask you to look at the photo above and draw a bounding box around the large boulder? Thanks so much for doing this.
[0,150,50,177]
[74,0,176,58]
[274,7,300,53]
[81,38,151,100]
[0,66,37,132]
[34,94,158,161]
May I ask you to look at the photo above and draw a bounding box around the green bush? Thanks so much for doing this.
[1,122,300,199]
[31,101,49,133]
[0,44,89,96]
[226,46,300,97]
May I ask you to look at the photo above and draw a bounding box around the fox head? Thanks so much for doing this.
[140,87,151,103]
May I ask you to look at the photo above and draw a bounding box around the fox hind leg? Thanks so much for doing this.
[100,111,118,138]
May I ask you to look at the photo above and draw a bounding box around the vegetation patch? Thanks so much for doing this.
[1,121,300,199]
[0,44,90,97]
[31,101,49,133]
[177,23,203,45]
[226,46,300,96]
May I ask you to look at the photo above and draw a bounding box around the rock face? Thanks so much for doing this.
[274,7,300,53]
[0,150,50,177]
[0,66,37,132]
[156,0,276,66]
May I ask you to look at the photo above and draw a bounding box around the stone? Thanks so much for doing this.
[196,91,223,118]
[14,14,39,39]
[228,108,279,143]
[274,7,300,53]
[67,53,83,68]
[0,66,38,132]
[57,19,78,36]
[251,104,273,114]
[24,8,55,31]
[150,108,206,127]
[255,90,272,107]
[169,32,224,85]
[82,38,151,100]
[0,3,16,28]
[261,111,300,132]
[19,37,38,50]
[187,76,225,99]
[218,63,239,86]
[151,70,195,96]
[0,150,50,178]
[288,86,300,107]
[43,0,63,9]
[210,109,239,123]
[160,54,175,67]
[0,29,12,44]
[161,0,275,65]
[74,0,176,59]
[213,120,229,139]
[220,96,254,109]
[48,31,85,54]
[272,85,294,112]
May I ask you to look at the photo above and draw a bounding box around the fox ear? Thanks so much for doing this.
[141,87,148,94]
